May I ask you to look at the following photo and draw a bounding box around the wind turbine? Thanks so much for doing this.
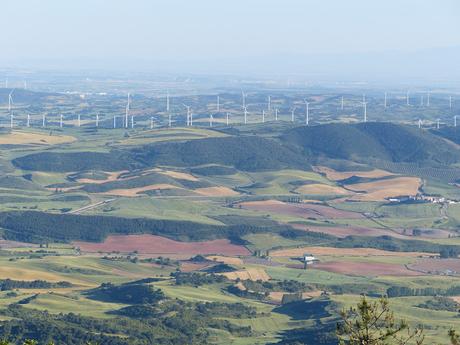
[437,118,440,129]
[42,114,46,128]
[60,114,63,128]
[183,104,191,126]
[150,117,154,129]
[418,119,422,129]
[125,93,130,128]
[77,114,81,127]
[113,116,117,129]
[241,91,246,109]
[168,113,172,127]
[10,113,13,129]
[291,107,296,122]
[131,116,134,129]
[27,114,30,128]
[304,100,310,126]
[406,90,410,106]
[8,89,14,113]
[243,106,248,124]
[209,113,214,127]
[384,92,387,108]
[454,115,457,127]
[226,112,229,126]
[216,95,220,112]
[275,108,279,121]
[262,110,265,123]
[166,90,170,112]
[96,113,99,127]
[190,112,193,126]
[361,101,367,122]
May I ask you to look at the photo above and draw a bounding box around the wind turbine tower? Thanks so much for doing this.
[78,114,81,127]
[150,117,154,129]
[418,119,422,129]
[10,113,13,129]
[60,114,63,128]
[384,92,387,108]
[42,114,46,128]
[166,90,170,112]
[362,102,367,122]
[96,113,99,127]
[406,91,410,106]
[243,106,248,124]
[437,118,440,129]
[183,105,191,126]
[268,96,271,112]
[168,113,172,127]
[275,108,279,121]
[454,115,457,127]
[216,95,220,112]
[291,107,296,122]
[209,113,214,127]
[226,112,229,126]
[8,90,14,113]
[131,116,134,129]
[125,93,130,128]
[27,114,30,128]
[113,116,117,129]
[304,100,310,126]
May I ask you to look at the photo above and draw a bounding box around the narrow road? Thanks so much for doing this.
[67,198,116,214]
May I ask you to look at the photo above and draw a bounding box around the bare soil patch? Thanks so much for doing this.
[239,200,363,219]
[408,258,460,275]
[74,234,250,257]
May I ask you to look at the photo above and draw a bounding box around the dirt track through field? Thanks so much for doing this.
[311,261,423,277]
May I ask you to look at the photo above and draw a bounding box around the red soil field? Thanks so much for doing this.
[239,200,363,219]
[291,224,407,239]
[73,235,250,256]
[311,261,423,277]
[408,258,460,275]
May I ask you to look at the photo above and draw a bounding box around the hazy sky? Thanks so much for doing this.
[2,0,460,78]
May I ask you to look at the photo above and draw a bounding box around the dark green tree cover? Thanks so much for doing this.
[282,122,460,165]
[416,296,460,312]
[0,279,71,291]
[0,211,288,243]
[85,282,165,304]
[281,229,460,254]
[387,285,460,297]
[172,272,227,286]
[242,279,313,294]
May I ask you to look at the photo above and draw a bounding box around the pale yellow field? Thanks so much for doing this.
[222,268,270,281]
[100,184,181,197]
[0,131,76,145]
[314,166,395,181]
[194,186,239,196]
[158,170,199,181]
[207,255,244,265]
[345,176,421,201]
[295,183,350,195]
[77,171,127,184]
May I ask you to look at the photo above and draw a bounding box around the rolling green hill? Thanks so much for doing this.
[282,122,460,165]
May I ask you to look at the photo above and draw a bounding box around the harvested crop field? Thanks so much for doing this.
[0,239,39,248]
[158,170,199,181]
[99,184,181,197]
[222,268,270,281]
[239,200,363,219]
[345,176,421,201]
[207,256,244,265]
[76,171,127,184]
[295,183,350,195]
[0,131,76,145]
[291,224,407,239]
[314,166,395,181]
[270,246,431,258]
[180,261,214,272]
[194,186,239,196]
[73,235,250,256]
[408,258,460,275]
[311,261,423,277]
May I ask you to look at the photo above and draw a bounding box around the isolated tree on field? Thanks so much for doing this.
[337,296,424,345]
